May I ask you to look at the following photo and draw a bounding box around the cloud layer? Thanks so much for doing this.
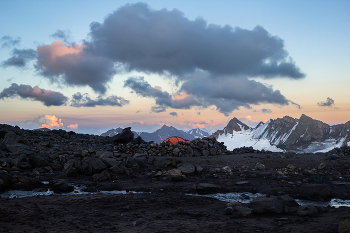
[2,3,305,115]
[0,83,68,106]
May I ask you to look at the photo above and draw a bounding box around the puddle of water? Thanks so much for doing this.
[2,188,350,208]
[192,192,350,208]
[0,186,139,199]
[191,192,265,203]
[296,198,350,208]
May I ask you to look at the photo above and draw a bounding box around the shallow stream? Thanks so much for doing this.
[1,186,349,208]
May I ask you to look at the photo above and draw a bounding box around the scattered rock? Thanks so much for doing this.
[53,180,74,193]
[195,183,218,191]
[298,205,318,217]
[249,197,284,214]
[338,220,350,233]
[178,163,195,175]
[299,184,331,199]
[234,206,253,217]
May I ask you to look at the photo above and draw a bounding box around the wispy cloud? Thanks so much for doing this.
[317,97,335,107]
[1,36,21,49]
[2,48,37,68]
[70,92,129,107]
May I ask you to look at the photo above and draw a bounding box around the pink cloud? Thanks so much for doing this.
[67,123,78,129]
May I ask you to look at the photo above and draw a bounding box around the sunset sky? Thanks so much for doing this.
[0,0,349,135]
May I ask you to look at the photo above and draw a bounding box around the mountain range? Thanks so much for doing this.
[101,125,209,143]
[101,114,349,153]
[213,114,350,153]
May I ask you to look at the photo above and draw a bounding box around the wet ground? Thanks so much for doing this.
[1,152,350,232]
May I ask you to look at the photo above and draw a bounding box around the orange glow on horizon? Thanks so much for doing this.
[41,115,63,128]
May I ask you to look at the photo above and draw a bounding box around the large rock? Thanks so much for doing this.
[249,197,283,214]
[0,170,11,190]
[3,131,18,144]
[30,154,51,168]
[178,163,195,175]
[62,160,79,177]
[194,183,218,191]
[298,205,318,217]
[78,158,107,175]
[113,127,134,143]
[299,184,332,200]
[234,206,253,217]
[101,157,118,168]
[53,180,74,193]
[12,154,32,169]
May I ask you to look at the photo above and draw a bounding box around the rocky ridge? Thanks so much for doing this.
[214,114,350,152]
[101,125,196,143]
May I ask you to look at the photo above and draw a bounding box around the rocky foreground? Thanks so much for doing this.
[1,124,350,232]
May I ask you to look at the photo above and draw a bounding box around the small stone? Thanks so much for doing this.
[338,220,350,233]
[224,207,233,215]
[221,166,232,173]
[255,163,265,170]
[298,205,318,217]
[227,202,241,208]
[133,219,145,227]
[318,163,326,170]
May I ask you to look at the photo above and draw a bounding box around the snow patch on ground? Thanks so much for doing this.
[309,137,346,153]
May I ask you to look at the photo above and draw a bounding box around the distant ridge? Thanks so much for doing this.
[213,114,350,153]
[101,125,209,143]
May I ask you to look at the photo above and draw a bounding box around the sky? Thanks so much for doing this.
[0,0,349,135]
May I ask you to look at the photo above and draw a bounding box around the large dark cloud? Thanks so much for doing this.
[317,97,334,107]
[1,36,21,49]
[2,48,37,68]
[0,83,68,106]
[87,3,304,79]
[124,75,291,116]
[50,30,74,45]
[71,92,129,107]
[35,41,116,94]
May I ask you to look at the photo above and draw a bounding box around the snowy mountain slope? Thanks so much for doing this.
[214,115,350,153]
[187,128,210,138]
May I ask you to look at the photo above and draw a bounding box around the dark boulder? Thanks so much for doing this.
[77,158,107,175]
[249,197,284,214]
[30,154,51,168]
[299,184,332,200]
[53,180,74,193]
[113,127,134,143]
